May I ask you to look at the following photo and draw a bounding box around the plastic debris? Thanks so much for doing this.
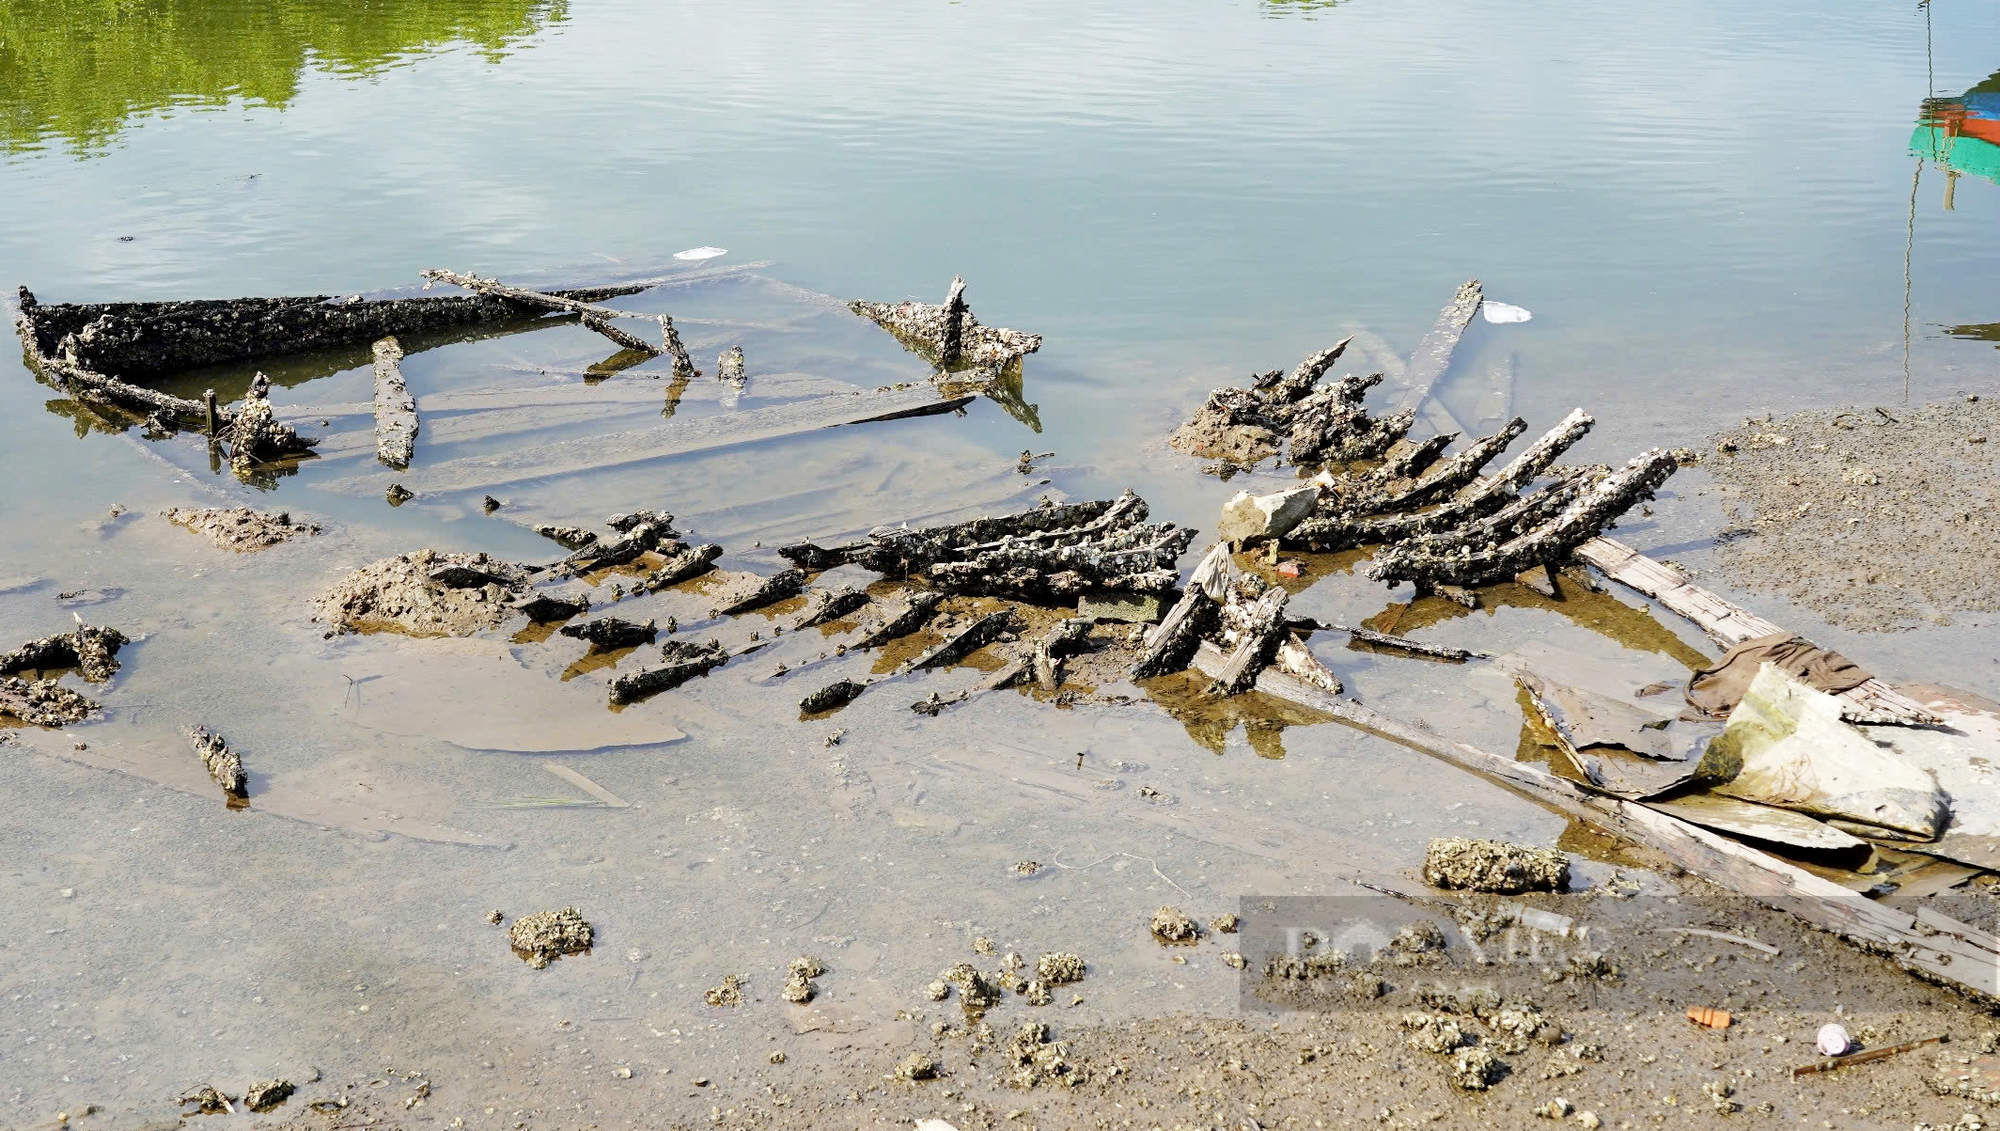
[1817,1023,1851,1057]
[1686,1005,1732,1029]
[1481,301,1533,324]
[673,246,728,261]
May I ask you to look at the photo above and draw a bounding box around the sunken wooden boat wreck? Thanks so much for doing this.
[12,280,647,431]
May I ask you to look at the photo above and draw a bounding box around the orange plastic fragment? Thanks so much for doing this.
[1686,1006,1732,1029]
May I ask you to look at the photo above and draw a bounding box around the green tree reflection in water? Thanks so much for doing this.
[0,0,568,155]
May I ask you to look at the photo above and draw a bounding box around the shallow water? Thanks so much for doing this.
[4,0,2000,1122]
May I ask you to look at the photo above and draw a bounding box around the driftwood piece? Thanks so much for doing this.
[853,591,945,650]
[713,569,807,617]
[1382,418,1528,512]
[609,640,728,705]
[559,617,659,650]
[187,725,246,798]
[0,676,96,727]
[1369,451,1678,590]
[1031,617,1095,691]
[1290,399,1413,466]
[1209,585,1289,695]
[15,282,643,382]
[794,587,871,630]
[903,609,1018,672]
[1186,642,2000,1003]
[800,679,867,715]
[1391,279,1483,417]
[371,337,418,469]
[0,621,127,682]
[644,543,723,591]
[420,269,662,356]
[323,386,975,496]
[1574,537,1939,725]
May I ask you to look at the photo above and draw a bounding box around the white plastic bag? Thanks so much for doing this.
[1481,300,1533,324]
[673,246,728,261]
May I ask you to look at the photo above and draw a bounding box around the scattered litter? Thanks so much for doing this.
[674,247,728,261]
[1816,1023,1851,1057]
[1481,301,1533,324]
[1685,1006,1731,1030]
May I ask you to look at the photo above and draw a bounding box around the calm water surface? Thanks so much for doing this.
[3,0,1999,1120]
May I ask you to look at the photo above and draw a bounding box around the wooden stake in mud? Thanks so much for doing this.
[203,389,218,438]
[939,275,968,368]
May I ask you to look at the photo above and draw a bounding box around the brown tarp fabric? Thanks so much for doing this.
[1685,632,1873,718]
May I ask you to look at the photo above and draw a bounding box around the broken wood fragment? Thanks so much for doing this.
[420,269,662,356]
[513,593,590,623]
[533,525,598,551]
[644,543,723,591]
[1391,279,1483,418]
[853,591,945,650]
[16,282,644,385]
[902,609,1018,672]
[1032,617,1094,691]
[850,275,1041,371]
[325,386,975,496]
[556,510,678,576]
[228,373,317,472]
[800,679,867,715]
[371,337,417,469]
[609,639,727,705]
[1131,542,1234,680]
[1340,624,1485,662]
[559,617,659,650]
[712,569,806,617]
[429,563,518,590]
[187,724,246,798]
[1208,585,1289,695]
[793,587,871,630]
[1273,631,1342,695]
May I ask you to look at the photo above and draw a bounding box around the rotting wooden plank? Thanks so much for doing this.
[371,337,418,469]
[1189,642,2000,1001]
[318,386,974,496]
[1391,279,1482,418]
[1574,537,1939,725]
